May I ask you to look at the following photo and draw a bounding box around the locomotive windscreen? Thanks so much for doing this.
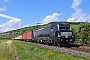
[59,24,70,30]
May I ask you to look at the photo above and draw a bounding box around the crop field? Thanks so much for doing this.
[0,40,89,60]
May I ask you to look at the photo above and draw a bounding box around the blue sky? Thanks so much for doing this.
[0,0,90,32]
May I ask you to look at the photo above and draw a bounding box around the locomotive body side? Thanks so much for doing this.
[33,27,51,43]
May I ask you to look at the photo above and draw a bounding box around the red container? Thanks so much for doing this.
[26,31,33,41]
[22,33,27,41]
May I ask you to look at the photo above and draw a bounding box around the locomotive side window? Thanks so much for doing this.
[66,24,70,30]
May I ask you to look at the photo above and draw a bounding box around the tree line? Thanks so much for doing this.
[73,22,90,45]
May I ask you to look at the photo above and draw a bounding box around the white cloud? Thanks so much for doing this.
[0,0,9,2]
[42,13,61,24]
[0,14,21,32]
[5,0,10,2]
[67,0,90,22]
[71,0,82,13]
[0,6,6,11]
[1,19,21,28]
[0,14,16,19]
[23,24,30,27]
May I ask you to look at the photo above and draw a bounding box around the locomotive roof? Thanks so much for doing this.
[52,22,69,24]
[50,22,70,26]
[50,21,69,23]
[34,26,50,32]
[34,22,70,32]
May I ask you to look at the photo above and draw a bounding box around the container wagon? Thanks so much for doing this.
[26,31,33,41]
[13,35,21,40]
[21,33,27,41]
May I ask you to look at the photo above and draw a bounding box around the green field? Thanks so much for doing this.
[13,40,90,60]
[0,40,7,44]
[71,24,79,32]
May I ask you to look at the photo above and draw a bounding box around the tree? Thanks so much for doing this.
[78,22,90,44]
[72,28,77,39]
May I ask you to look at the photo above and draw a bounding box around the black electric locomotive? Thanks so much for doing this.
[32,22,75,45]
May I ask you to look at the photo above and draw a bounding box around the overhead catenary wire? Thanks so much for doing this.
[76,10,90,22]
[74,10,90,17]
[55,0,90,22]
[33,0,69,21]
[52,0,69,13]
[84,10,90,14]
[33,0,84,23]
[58,0,80,13]
[46,0,80,17]
[66,9,90,22]
[33,0,50,20]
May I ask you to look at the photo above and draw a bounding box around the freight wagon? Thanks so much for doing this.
[26,31,33,41]
[13,35,21,40]
[21,33,27,41]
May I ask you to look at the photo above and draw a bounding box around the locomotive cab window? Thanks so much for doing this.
[59,24,70,30]
[59,24,65,30]
[66,25,70,30]
[59,26,65,30]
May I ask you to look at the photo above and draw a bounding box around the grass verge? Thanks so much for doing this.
[13,40,90,60]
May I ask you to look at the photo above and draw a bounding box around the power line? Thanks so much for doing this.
[58,0,80,13]
[73,10,90,18]
[85,10,90,14]
[33,0,50,20]
[52,0,69,13]
[39,0,50,12]
[67,9,90,22]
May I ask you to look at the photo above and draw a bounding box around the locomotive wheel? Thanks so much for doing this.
[53,42,56,46]
[39,40,43,44]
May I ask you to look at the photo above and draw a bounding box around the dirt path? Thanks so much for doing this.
[6,40,19,60]
[0,40,12,46]
[0,40,19,60]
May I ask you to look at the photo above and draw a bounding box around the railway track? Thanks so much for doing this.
[70,46,90,53]
[61,44,90,53]
[26,41,90,58]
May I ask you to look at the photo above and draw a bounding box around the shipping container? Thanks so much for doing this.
[26,31,33,41]
[22,33,27,41]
